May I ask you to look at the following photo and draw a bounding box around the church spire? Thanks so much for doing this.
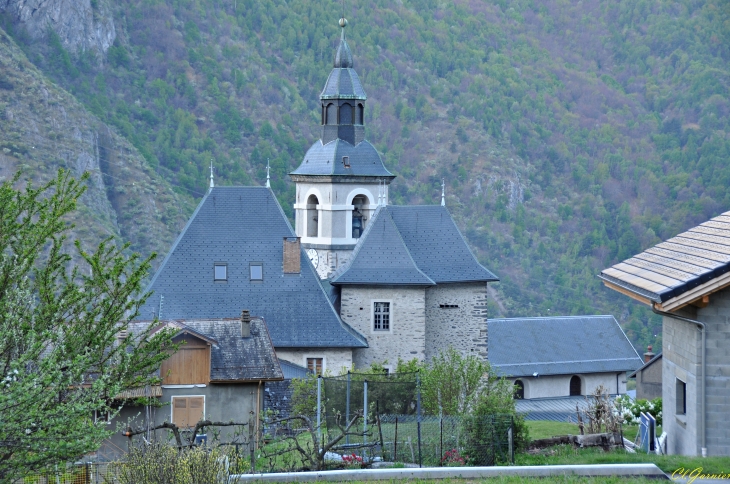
[209,159,214,193]
[265,159,271,188]
[334,17,353,68]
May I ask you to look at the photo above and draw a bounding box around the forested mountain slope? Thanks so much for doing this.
[2,0,729,352]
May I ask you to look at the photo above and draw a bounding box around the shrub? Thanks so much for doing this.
[616,395,663,426]
[114,443,229,484]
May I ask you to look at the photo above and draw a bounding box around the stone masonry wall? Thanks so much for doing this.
[424,282,488,361]
[340,286,426,369]
[696,287,730,456]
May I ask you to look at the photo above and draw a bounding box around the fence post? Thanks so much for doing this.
[508,420,514,465]
[417,372,422,468]
[346,371,351,446]
[249,414,256,474]
[363,379,368,448]
[439,417,443,466]
[394,416,398,463]
[317,375,322,444]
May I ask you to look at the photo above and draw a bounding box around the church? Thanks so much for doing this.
[137,17,498,373]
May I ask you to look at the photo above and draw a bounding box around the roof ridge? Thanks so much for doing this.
[384,207,435,284]
[490,315,615,322]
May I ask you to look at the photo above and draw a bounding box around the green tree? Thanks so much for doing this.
[0,170,175,481]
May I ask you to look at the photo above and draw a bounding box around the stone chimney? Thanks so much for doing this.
[283,237,301,273]
[644,345,655,363]
[241,309,251,338]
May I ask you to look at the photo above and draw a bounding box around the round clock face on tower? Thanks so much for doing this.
[307,248,318,268]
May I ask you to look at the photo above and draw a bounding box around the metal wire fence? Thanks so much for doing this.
[16,462,117,484]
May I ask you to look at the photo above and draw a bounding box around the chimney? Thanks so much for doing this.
[644,345,655,363]
[241,309,251,338]
[283,237,301,274]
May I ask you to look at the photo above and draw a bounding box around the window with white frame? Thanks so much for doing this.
[373,302,390,331]
[214,262,227,281]
[306,357,323,375]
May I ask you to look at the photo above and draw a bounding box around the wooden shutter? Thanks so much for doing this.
[161,335,210,384]
[172,396,205,428]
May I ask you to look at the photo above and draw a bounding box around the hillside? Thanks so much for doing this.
[2,0,729,352]
[0,26,190,267]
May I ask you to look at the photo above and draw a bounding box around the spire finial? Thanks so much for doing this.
[209,159,215,193]
[334,14,353,68]
[441,179,445,206]
[265,159,271,188]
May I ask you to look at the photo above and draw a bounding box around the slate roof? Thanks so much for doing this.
[515,396,591,422]
[290,138,393,177]
[138,187,367,349]
[331,207,435,285]
[130,317,284,382]
[599,210,730,305]
[321,68,366,100]
[488,316,642,377]
[332,206,498,285]
[333,31,354,69]
[279,360,313,379]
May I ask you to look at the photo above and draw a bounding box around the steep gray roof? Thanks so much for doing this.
[599,210,730,303]
[128,317,284,382]
[331,207,435,286]
[139,187,367,349]
[321,68,366,100]
[332,206,497,285]
[515,396,591,422]
[280,360,313,379]
[290,138,393,177]
[488,316,642,377]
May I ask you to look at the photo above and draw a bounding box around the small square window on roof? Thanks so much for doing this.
[214,263,227,282]
[250,262,263,281]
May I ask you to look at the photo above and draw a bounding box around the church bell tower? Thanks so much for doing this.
[290,17,395,279]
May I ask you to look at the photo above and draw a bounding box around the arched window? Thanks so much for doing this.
[340,103,353,125]
[569,375,582,396]
[356,103,364,124]
[306,195,319,237]
[351,194,368,238]
[514,380,524,399]
[326,104,337,125]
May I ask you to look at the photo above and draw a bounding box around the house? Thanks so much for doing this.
[101,314,283,457]
[488,316,642,399]
[628,348,663,401]
[136,186,367,374]
[600,209,730,456]
[329,205,498,368]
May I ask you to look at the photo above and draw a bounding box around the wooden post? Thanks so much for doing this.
[394,417,398,462]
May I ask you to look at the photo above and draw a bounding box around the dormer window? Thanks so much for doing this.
[250,262,263,281]
[214,263,227,282]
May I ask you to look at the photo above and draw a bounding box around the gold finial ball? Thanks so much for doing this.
[339,17,348,28]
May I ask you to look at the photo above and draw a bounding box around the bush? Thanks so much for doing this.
[616,395,663,426]
[114,443,230,484]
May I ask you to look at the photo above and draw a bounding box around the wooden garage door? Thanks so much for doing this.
[172,396,205,428]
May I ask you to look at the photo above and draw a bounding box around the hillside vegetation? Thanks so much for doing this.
[2,0,729,352]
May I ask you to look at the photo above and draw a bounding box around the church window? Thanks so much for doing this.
[351,195,368,238]
[307,358,323,375]
[356,104,364,124]
[249,262,263,281]
[569,375,582,396]
[306,194,319,237]
[326,103,337,125]
[373,302,390,331]
[340,103,353,125]
[214,263,227,282]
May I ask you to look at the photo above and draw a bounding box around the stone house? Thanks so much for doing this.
[101,316,282,459]
[137,186,367,375]
[628,349,663,401]
[600,209,730,456]
[488,316,642,399]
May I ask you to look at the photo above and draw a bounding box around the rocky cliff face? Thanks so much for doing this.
[0,0,115,54]
[0,27,189,268]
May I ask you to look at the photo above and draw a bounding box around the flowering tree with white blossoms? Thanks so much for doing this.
[0,170,176,481]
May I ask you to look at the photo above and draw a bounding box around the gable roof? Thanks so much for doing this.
[628,352,662,379]
[331,205,498,285]
[131,317,284,382]
[331,207,435,285]
[488,315,642,377]
[599,210,730,310]
[138,187,367,349]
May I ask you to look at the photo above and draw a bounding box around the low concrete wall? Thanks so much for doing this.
[230,464,667,482]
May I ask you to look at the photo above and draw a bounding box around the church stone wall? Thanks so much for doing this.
[425,282,488,361]
[340,286,427,369]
